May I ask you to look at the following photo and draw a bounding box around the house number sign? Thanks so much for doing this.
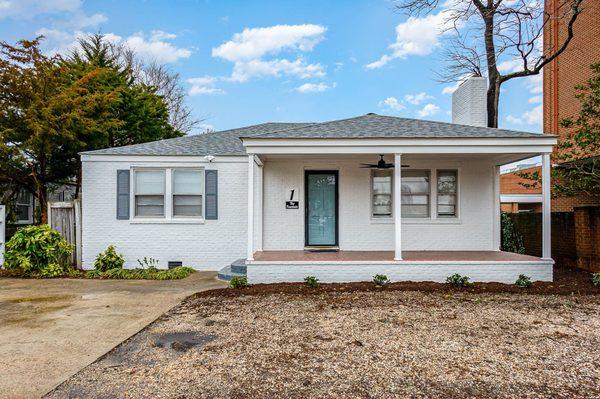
[286,189,299,209]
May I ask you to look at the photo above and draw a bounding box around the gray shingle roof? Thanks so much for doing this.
[81,123,310,156]
[241,113,546,139]
[83,113,548,156]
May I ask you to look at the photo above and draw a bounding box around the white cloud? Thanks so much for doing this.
[525,72,543,94]
[506,104,542,126]
[378,97,406,112]
[123,32,191,63]
[212,24,326,62]
[295,82,335,93]
[404,92,434,105]
[366,11,453,69]
[529,95,542,104]
[187,76,224,95]
[229,58,324,82]
[417,103,440,117]
[38,28,191,64]
[212,24,327,83]
[0,0,81,19]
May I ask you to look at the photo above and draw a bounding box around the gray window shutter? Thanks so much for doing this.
[205,170,218,220]
[116,170,130,220]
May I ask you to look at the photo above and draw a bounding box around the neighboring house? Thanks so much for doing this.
[80,78,557,284]
[5,186,76,228]
[500,164,542,213]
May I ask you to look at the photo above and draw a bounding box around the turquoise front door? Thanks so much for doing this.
[305,171,338,246]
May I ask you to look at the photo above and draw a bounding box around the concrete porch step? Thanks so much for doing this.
[217,259,247,281]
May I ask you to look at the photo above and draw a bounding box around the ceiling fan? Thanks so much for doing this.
[360,155,409,169]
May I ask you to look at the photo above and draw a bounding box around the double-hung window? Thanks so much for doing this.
[15,190,33,224]
[401,170,430,218]
[172,169,203,218]
[135,170,165,217]
[372,170,393,217]
[437,170,458,217]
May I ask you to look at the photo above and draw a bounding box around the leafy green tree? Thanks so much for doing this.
[1,36,184,221]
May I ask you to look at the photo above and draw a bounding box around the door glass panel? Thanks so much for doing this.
[307,173,337,246]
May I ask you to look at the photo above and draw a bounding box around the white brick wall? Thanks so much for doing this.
[81,156,248,270]
[452,76,488,127]
[262,156,496,251]
[248,261,554,284]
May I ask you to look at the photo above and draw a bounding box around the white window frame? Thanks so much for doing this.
[131,167,205,223]
[369,166,461,223]
[370,169,394,219]
[171,168,205,219]
[400,169,431,219]
[14,190,34,225]
[436,169,459,219]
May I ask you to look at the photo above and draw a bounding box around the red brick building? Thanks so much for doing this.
[501,0,600,213]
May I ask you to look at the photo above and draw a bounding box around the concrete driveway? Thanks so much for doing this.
[0,272,225,399]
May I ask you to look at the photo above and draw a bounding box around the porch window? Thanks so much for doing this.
[172,169,204,218]
[437,170,457,217]
[372,170,392,217]
[134,170,165,217]
[401,170,430,218]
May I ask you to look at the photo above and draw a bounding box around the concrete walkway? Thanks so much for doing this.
[0,272,225,399]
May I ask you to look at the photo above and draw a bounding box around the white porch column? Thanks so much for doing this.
[257,159,264,251]
[492,165,501,250]
[542,153,552,259]
[394,153,402,261]
[247,154,255,261]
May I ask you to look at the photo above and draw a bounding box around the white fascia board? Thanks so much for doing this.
[501,194,543,203]
[242,137,557,155]
[80,154,248,163]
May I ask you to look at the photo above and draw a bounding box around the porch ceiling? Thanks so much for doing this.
[252,250,542,262]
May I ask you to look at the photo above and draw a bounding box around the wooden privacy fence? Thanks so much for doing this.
[0,205,5,266]
[48,200,82,268]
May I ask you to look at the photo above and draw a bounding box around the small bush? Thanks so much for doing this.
[515,274,533,288]
[94,245,125,271]
[3,225,72,274]
[373,274,390,286]
[229,276,248,288]
[137,257,159,271]
[39,263,66,278]
[85,266,195,280]
[304,275,319,288]
[446,273,473,287]
[592,272,600,287]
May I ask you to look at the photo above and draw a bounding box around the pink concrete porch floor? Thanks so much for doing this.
[252,250,542,262]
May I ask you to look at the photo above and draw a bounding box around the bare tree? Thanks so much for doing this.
[396,0,585,128]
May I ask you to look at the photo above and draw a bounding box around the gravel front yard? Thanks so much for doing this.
[49,285,600,399]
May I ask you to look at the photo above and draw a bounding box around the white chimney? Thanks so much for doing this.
[451,76,488,127]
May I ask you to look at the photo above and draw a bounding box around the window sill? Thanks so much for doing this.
[130,218,205,225]
[370,218,462,225]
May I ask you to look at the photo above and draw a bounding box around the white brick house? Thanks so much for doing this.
[81,83,556,284]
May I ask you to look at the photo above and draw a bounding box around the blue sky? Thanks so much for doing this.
[0,0,543,134]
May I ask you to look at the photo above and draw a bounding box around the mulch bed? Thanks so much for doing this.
[193,265,600,300]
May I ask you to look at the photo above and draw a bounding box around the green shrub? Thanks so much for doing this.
[85,266,195,280]
[39,263,66,278]
[229,276,248,288]
[592,272,600,287]
[3,225,72,274]
[515,274,533,288]
[304,275,319,288]
[373,274,390,286]
[501,212,525,254]
[446,273,473,287]
[94,245,125,271]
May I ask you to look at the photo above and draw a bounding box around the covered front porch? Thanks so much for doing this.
[240,119,556,284]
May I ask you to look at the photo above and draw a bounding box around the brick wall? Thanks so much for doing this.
[507,207,600,271]
[544,0,600,142]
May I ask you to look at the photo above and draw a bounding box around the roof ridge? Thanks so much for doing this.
[239,115,369,138]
